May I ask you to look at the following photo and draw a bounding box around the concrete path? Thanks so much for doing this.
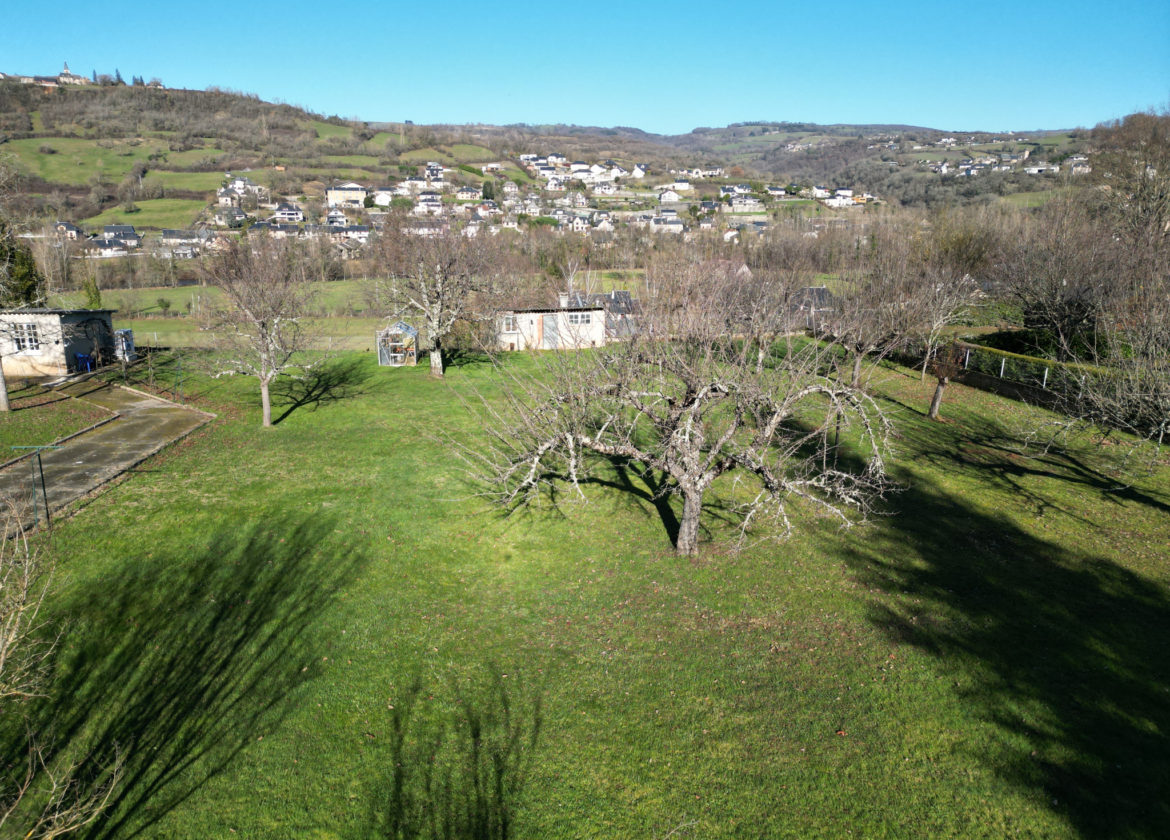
[0,381,212,530]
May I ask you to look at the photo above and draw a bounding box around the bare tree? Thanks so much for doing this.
[370,219,512,378]
[468,254,890,556]
[740,225,822,371]
[0,500,122,837]
[1062,110,1170,450]
[989,197,1116,361]
[926,342,965,421]
[822,218,925,388]
[29,230,76,300]
[912,209,993,380]
[203,237,319,427]
[978,111,1170,458]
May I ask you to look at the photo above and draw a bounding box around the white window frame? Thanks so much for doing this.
[501,314,518,333]
[568,311,592,326]
[12,323,40,353]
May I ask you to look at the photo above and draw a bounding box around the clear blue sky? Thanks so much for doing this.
[3,0,1167,134]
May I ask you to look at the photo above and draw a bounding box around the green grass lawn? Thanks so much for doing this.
[18,351,1170,839]
[5,137,169,185]
[0,382,112,448]
[112,315,385,350]
[364,131,396,150]
[449,144,496,162]
[147,171,224,191]
[158,147,227,167]
[294,166,383,183]
[56,280,375,323]
[322,154,382,168]
[309,120,353,140]
[399,147,453,163]
[81,198,208,230]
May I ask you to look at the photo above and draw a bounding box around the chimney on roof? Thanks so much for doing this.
[558,292,569,308]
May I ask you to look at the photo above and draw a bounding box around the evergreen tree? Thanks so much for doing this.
[0,221,45,306]
[114,68,124,85]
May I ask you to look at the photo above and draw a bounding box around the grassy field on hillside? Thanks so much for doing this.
[5,137,168,184]
[399,147,453,163]
[81,198,208,230]
[15,348,1170,839]
[157,147,228,167]
[322,155,382,168]
[449,144,496,162]
[148,171,225,191]
[309,120,352,140]
[55,279,373,317]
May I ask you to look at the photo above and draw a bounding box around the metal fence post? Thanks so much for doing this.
[10,445,63,530]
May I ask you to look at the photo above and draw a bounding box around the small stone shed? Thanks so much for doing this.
[0,309,116,378]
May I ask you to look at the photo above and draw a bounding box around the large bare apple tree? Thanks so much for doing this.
[470,250,892,556]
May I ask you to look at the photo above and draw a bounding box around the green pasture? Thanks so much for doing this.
[3,137,228,187]
[449,144,496,162]
[364,131,395,150]
[112,316,384,350]
[13,346,1169,839]
[399,147,453,163]
[322,155,382,168]
[148,171,224,191]
[309,120,352,140]
[5,137,168,185]
[157,147,227,167]
[294,167,382,183]
[81,198,208,230]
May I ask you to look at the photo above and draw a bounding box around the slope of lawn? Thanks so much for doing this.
[28,352,1170,839]
[81,198,208,230]
[0,382,112,448]
[5,137,168,185]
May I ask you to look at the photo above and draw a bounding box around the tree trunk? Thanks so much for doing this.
[675,488,703,556]
[928,376,948,420]
[260,377,273,427]
[0,357,9,412]
[429,337,444,378]
[851,351,864,389]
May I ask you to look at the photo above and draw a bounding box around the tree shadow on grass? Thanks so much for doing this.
[524,456,741,554]
[842,471,1170,838]
[441,348,493,370]
[271,356,371,425]
[27,514,367,840]
[892,406,1170,520]
[365,665,544,840]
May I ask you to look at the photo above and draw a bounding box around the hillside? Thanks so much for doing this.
[0,83,1084,225]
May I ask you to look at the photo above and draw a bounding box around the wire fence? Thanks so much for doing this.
[895,339,1098,408]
